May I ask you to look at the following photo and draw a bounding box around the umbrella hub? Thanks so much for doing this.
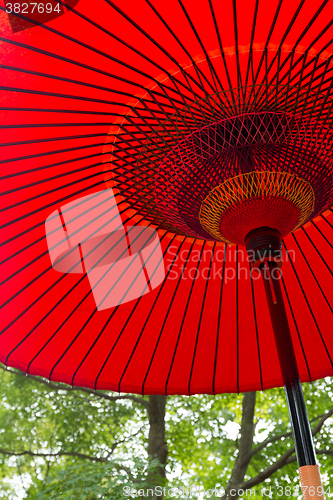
[151,111,333,243]
[198,170,314,244]
[244,227,283,269]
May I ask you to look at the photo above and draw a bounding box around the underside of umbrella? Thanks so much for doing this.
[1,0,333,495]
[0,0,333,395]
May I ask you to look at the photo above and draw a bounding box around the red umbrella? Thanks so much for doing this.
[1,0,333,495]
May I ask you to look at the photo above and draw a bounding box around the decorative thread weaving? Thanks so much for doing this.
[199,171,315,243]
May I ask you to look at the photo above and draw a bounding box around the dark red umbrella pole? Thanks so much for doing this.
[246,228,324,499]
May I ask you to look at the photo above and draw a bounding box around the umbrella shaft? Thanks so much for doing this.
[285,381,316,466]
[261,263,316,467]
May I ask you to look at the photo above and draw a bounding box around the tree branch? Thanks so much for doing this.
[0,448,110,462]
[316,449,333,457]
[241,447,296,489]
[251,430,292,456]
[222,392,256,498]
[0,365,149,410]
[0,448,133,476]
[251,406,333,457]
[311,407,333,436]
[242,406,333,489]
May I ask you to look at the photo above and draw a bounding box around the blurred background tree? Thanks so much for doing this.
[0,364,332,499]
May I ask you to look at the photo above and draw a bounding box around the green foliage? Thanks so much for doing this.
[0,364,332,500]
[165,381,333,499]
[34,459,156,500]
[165,393,241,488]
[0,366,147,499]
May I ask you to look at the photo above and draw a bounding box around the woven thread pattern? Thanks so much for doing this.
[108,105,333,242]
[153,111,332,241]
[199,171,315,242]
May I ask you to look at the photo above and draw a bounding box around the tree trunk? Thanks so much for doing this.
[147,395,168,498]
[221,392,256,500]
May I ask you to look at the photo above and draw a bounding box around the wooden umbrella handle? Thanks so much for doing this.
[298,465,325,499]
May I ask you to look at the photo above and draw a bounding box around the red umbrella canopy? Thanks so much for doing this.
[1,0,333,395]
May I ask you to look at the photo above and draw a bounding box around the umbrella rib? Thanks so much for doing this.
[292,232,333,315]
[0,105,186,137]
[0,161,107,196]
[256,0,330,91]
[92,234,182,392]
[289,0,330,48]
[143,0,231,112]
[0,119,149,129]
[232,0,244,98]
[0,112,176,164]
[0,7,197,108]
[0,63,171,107]
[277,71,321,176]
[45,224,163,381]
[111,2,220,110]
[164,243,205,395]
[0,125,167,222]
[282,240,333,369]
[0,106,146,116]
[273,47,283,111]
[68,232,174,388]
[311,219,333,251]
[35,225,158,376]
[9,274,86,372]
[94,0,222,107]
[1,169,112,214]
[261,0,306,87]
[176,0,226,105]
[0,169,133,262]
[207,0,238,112]
[252,0,284,88]
[279,44,333,91]
[244,0,260,90]
[0,35,198,114]
[267,33,333,93]
[236,245,240,393]
[1,211,143,362]
[0,35,151,93]
[188,243,215,396]
[0,169,129,244]
[289,59,333,126]
[0,132,107,149]
[139,239,193,394]
[280,275,312,382]
[249,262,263,391]
[0,143,109,166]
[58,0,213,104]
[286,81,333,172]
[300,226,333,277]
[0,199,131,268]
[263,1,313,89]
[0,178,111,230]
[256,55,333,118]
[0,194,134,308]
[321,212,333,230]
[114,235,183,394]
[212,243,227,395]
